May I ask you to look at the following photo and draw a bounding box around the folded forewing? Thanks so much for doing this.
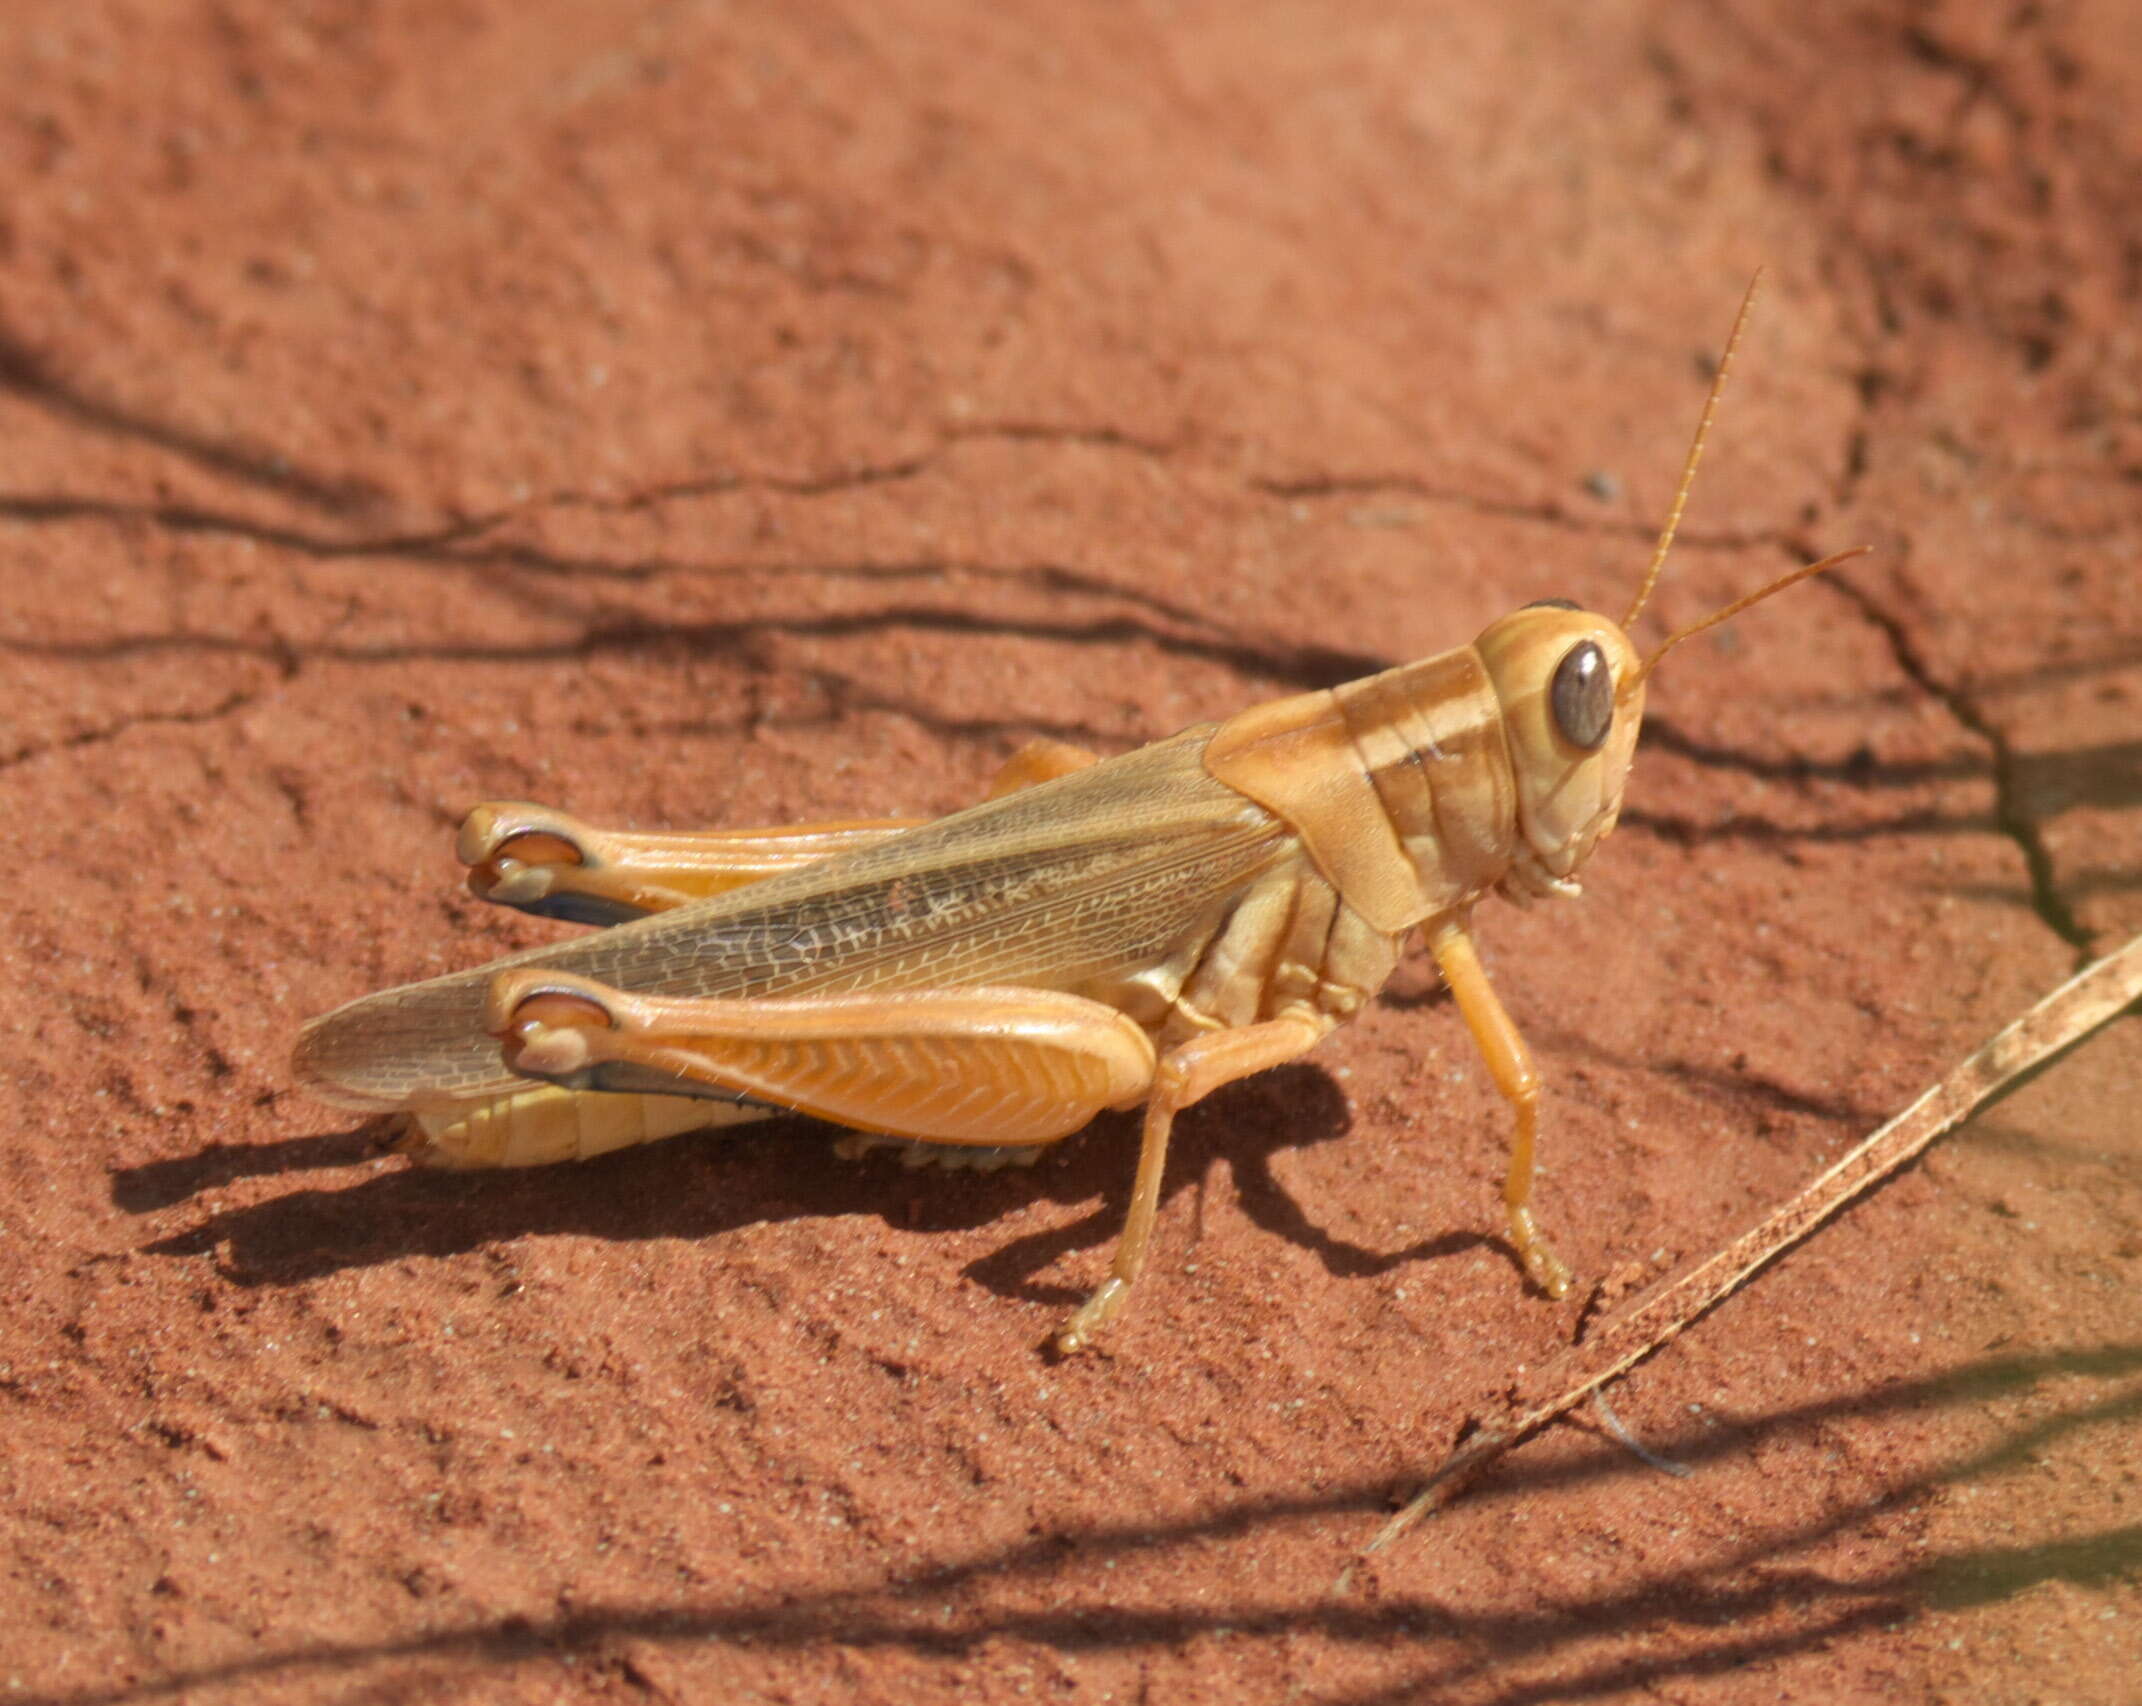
[297,728,1289,1108]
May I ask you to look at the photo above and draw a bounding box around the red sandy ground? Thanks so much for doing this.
[2,2,2137,1701]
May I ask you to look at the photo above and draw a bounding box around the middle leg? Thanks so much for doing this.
[1054,1009,1330,1354]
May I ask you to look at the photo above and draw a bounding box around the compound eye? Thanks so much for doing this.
[1549,640,1612,749]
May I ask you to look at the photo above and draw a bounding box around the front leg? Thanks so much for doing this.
[1425,915,1574,1298]
[460,740,1104,926]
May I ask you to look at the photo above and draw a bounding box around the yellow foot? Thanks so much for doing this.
[1054,1277,1131,1355]
[1519,1236,1574,1300]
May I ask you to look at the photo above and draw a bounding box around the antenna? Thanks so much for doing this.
[1621,269,1765,630]
[1624,545,1874,695]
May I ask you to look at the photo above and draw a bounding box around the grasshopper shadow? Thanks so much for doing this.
[123,1064,1485,1297]
[111,1121,398,1213]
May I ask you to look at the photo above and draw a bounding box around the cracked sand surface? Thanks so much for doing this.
[1,3,2137,1701]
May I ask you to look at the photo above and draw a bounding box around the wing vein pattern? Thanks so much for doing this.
[300,728,1290,1108]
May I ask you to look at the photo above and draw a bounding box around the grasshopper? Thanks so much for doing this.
[295,280,1857,1353]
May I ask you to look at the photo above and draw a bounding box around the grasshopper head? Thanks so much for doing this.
[1461,273,1862,902]
[1473,601,1645,900]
